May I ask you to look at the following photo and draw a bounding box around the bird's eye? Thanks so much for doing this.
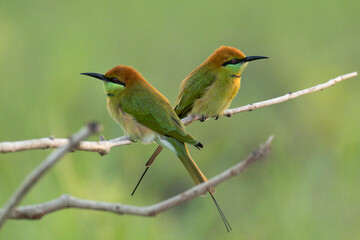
[113,77,118,82]
[222,58,240,66]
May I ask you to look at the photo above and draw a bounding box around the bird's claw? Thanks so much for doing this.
[199,116,207,122]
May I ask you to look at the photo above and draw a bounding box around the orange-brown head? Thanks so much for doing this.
[104,65,146,87]
[206,46,268,67]
[81,65,145,86]
[206,46,246,67]
[202,46,268,77]
[81,65,149,96]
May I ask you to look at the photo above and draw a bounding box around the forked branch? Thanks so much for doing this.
[1,136,273,220]
[0,123,101,229]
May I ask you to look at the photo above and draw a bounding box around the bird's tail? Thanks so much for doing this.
[167,138,215,194]
[130,145,164,196]
[146,145,164,166]
[131,139,204,196]
[168,137,231,232]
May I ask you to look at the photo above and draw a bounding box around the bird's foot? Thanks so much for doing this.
[225,113,232,118]
[199,116,207,122]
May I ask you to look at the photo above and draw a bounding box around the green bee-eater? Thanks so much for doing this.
[81,65,231,232]
[132,46,268,197]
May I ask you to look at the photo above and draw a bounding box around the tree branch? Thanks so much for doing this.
[0,123,101,229]
[0,72,357,154]
[183,71,358,124]
[1,135,273,220]
[0,135,131,155]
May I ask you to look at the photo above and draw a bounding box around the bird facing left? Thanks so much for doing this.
[81,65,232,232]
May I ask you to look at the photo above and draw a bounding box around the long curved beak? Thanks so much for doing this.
[242,56,269,62]
[81,72,109,81]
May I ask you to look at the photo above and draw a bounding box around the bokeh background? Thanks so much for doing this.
[1,0,359,239]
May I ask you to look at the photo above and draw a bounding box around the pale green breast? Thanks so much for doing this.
[106,97,156,143]
[190,76,241,117]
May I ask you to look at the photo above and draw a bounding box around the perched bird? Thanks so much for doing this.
[132,46,268,196]
[81,65,231,232]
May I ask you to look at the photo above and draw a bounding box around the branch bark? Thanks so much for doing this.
[0,123,101,229]
[0,72,357,155]
[1,135,273,220]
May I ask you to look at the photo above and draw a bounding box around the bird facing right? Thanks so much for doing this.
[132,46,268,196]
[174,46,268,120]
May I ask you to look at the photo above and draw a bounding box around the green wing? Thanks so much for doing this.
[174,68,216,118]
[120,83,197,145]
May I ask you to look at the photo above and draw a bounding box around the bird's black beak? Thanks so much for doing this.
[81,72,109,81]
[81,72,126,86]
[241,56,269,62]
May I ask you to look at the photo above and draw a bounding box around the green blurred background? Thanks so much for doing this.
[1,0,359,239]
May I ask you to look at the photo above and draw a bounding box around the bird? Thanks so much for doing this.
[81,65,232,232]
[132,46,268,197]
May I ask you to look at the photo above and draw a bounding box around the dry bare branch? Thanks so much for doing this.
[1,136,273,220]
[0,136,131,155]
[0,72,357,154]
[183,71,358,124]
[0,123,101,229]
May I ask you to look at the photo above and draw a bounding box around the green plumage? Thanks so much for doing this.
[94,66,204,187]
[175,68,216,118]
[82,64,230,231]
[138,47,268,195]
[163,136,213,192]
[118,81,198,145]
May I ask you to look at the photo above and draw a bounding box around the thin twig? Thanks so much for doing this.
[1,135,273,220]
[182,71,358,124]
[0,72,357,154]
[0,123,101,229]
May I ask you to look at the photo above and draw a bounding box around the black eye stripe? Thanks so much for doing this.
[108,77,126,86]
[222,58,242,66]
